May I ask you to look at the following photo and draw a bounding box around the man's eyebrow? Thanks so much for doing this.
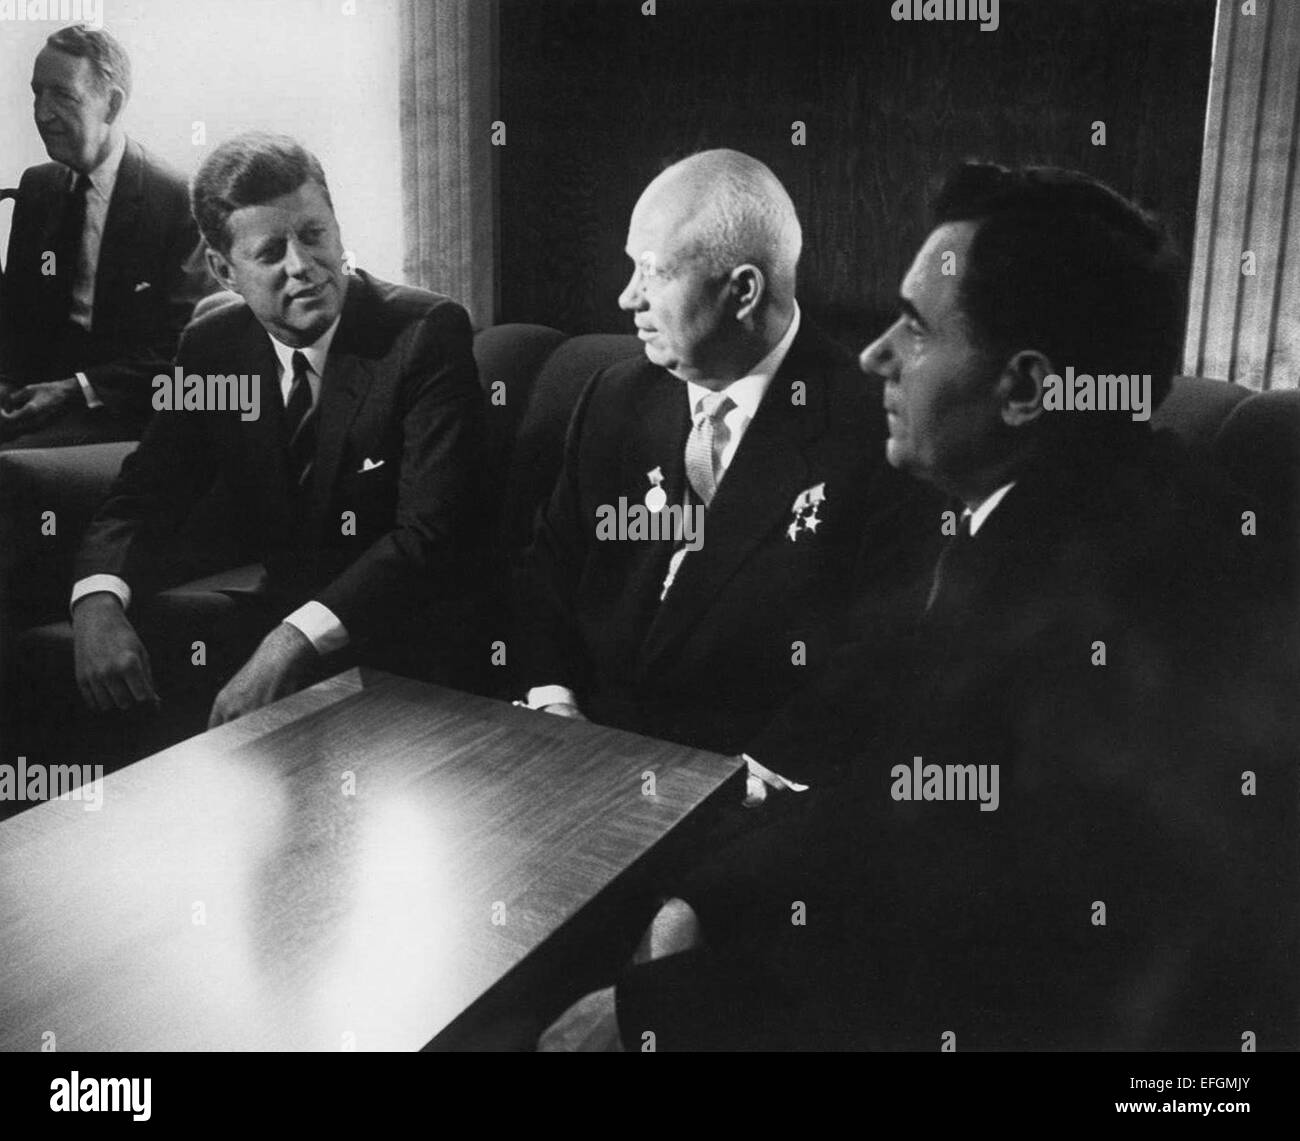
[898,297,928,329]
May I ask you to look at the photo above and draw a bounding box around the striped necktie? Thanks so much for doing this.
[285,350,317,496]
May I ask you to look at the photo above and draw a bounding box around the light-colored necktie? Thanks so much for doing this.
[684,391,734,507]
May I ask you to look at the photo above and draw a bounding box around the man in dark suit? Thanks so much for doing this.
[546,164,1297,1050]
[0,25,208,449]
[66,132,485,741]
[515,149,934,789]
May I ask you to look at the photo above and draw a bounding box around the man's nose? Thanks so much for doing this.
[283,239,312,277]
[33,93,56,124]
[859,330,894,379]
[617,271,643,311]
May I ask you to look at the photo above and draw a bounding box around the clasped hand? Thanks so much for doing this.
[0,377,79,436]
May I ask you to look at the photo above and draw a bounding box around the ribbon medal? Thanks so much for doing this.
[645,465,667,513]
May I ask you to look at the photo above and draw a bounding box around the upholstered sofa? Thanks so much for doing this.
[1,322,1296,758]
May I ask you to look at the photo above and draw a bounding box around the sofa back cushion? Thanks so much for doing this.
[499,332,642,557]
[1212,389,1300,591]
[0,443,137,635]
[1151,375,1251,455]
[473,323,568,531]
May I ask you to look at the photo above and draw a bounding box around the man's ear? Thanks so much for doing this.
[728,264,765,321]
[204,246,238,293]
[104,87,126,125]
[996,350,1053,428]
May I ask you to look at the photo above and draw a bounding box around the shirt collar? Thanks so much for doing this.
[686,302,801,421]
[966,481,1016,537]
[76,131,126,197]
[267,315,343,381]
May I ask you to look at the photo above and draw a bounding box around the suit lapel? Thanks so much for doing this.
[29,168,72,326]
[232,310,291,513]
[639,326,829,666]
[616,367,692,610]
[306,274,373,536]
[36,169,67,256]
[92,139,144,328]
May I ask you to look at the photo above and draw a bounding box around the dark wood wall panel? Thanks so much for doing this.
[498,0,1215,347]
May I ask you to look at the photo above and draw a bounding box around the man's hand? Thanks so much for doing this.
[743,754,809,808]
[72,593,160,712]
[536,986,623,1052]
[540,701,587,720]
[209,622,319,728]
[0,377,81,434]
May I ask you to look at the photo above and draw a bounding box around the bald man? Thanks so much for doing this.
[514,150,936,786]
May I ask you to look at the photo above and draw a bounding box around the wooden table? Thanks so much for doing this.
[0,669,742,1050]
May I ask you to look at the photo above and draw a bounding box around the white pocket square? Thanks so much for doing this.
[133,281,151,292]
[359,457,386,473]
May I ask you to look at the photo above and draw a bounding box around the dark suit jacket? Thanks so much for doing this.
[616,435,1299,1050]
[75,270,487,658]
[515,321,939,759]
[0,137,209,427]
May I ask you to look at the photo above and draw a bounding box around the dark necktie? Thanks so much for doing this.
[53,172,91,322]
[924,509,974,615]
[285,350,317,498]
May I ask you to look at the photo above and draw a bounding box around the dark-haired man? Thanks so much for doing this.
[66,132,485,739]
[0,25,208,448]
[547,164,1297,1051]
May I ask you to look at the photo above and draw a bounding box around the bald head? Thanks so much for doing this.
[639,150,801,300]
[619,149,802,384]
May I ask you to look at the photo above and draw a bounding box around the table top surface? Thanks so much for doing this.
[0,669,741,1051]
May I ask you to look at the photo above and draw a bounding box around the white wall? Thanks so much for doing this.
[0,0,403,283]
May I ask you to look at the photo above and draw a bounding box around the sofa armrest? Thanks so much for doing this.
[0,442,136,633]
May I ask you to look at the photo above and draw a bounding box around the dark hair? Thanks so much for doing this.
[932,162,1186,415]
[45,24,132,100]
[191,133,333,255]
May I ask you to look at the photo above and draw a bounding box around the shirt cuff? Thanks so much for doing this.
[283,601,349,655]
[70,574,131,615]
[75,372,103,409]
[526,684,577,710]
[742,752,810,792]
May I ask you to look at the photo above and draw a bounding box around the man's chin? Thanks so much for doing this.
[282,298,342,336]
[41,139,71,165]
[272,313,336,346]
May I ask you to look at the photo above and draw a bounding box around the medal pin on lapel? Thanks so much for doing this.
[645,465,667,513]
[788,481,827,541]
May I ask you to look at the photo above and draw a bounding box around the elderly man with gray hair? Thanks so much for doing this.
[515,148,936,802]
[0,24,208,448]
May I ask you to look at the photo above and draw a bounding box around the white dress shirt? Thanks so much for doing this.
[70,318,350,657]
[682,303,801,478]
[69,131,127,409]
[526,305,802,712]
[966,481,1016,536]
